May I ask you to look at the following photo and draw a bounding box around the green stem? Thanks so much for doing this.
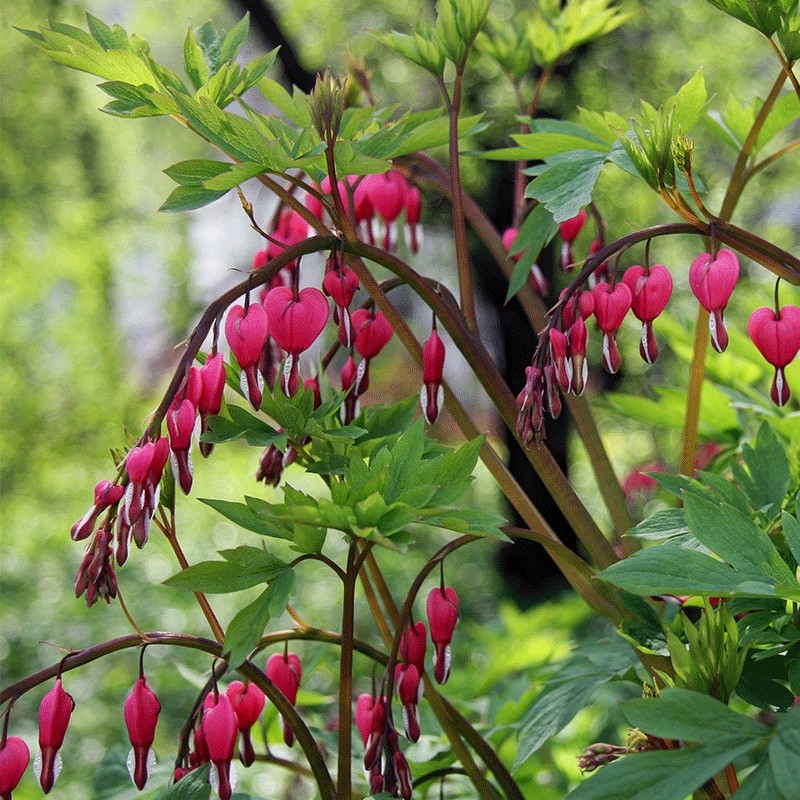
[748,138,800,178]
[680,307,710,477]
[719,70,788,221]
[337,540,358,800]
[439,72,478,333]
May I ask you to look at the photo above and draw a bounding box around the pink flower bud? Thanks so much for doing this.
[355,694,375,747]
[561,289,594,328]
[748,305,800,406]
[199,353,226,419]
[394,750,413,800]
[516,365,544,444]
[322,262,359,309]
[549,329,572,393]
[399,622,427,674]
[559,209,587,243]
[427,586,459,684]
[124,677,161,789]
[544,362,562,420]
[395,664,423,742]
[226,681,265,767]
[201,693,238,800]
[404,185,422,253]
[421,327,446,424]
[36,679,74,793]
[0,736,29,799]
[362,696,387,770]
[568,318,589,396]
[352,309,393,359]
[689,249,739,353]
[265,653,302,747]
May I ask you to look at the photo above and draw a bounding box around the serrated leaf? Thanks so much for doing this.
[524,149,607,222]
[683,492,796,585]
[224,569,294,668]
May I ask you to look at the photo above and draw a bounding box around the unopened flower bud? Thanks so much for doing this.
[427,586,459,684]
[36,679,74,793]
[124,676,161,789]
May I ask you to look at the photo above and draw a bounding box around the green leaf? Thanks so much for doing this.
[164,550,286,593]
[183,26,209,91]
[782,512,800,566]
[218,14,250,64]
[524,149,606,222]
[157,764,211,799]
[515,638,638,767]
[203,162,267,190]
[565,741,761,800]
[704,0,783,35]
[682,492,796,585]
[756,91,800,152]
[738,422,791,517]
[224,569,294,668]
[597,545,777,598]
[394,113,486,157]
[376,24,445,76]
[511,119,609,158]
[622,687,768,744]
[256,77,310,126]
[667,69,707,133]
[504,204,558,303]
[86,13,128,50]
[164,159,233,185]
[770,707,800,799]
[199,498,293,540]
[697,470,750,515]
[159,185,228,212]
[625,509,689,542]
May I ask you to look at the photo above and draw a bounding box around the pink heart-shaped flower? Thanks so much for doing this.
[225,303,269,368]
[263,287,329,355]
[747,305,800,368]
[591,282,632,333]
[621,264,673,322]
[351,309,393,359]
[689,249,739,311]
[0,736,30,797]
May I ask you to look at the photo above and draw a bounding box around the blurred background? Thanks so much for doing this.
[1,0,798,797]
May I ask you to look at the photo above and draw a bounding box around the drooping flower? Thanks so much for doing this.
[621,264,673,363]
[0,735,30,800]
[35,679,74,793]
[124,676,161,789]
[75,527,118,607]
[426,586,459,684]
[201,692,238,800]
[404,185,422,253]
[198,353,227,457]
[225,302,269,410]
[689,249,740,353]
[226,680,265,767]
[568,317,589,396]
[265,209,309,264]
[265,652,302,747]
[558,209,587,271]
[263,286,330,396]
[322,252,359,347]
[592,282,632,374]
[747,304,800,406]
[167,398,197,496]
[70,480,125,542]
[358,171,409,250]
[421,324,446,424]
[399,621,427,674]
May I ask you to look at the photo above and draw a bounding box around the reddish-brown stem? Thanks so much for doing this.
[337,539,358,800]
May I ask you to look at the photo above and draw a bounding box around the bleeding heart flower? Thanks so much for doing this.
[0,736,29,799]
[399,621,427,675]
[266,210,309,262]
[225,303,269,410]
[621,264,673,363]
[561,288,595,329]
[123,443,155,527]
[404,185,422,253]
[592,282,632,374]
[355,694,376,748]
[71,480,125,541]
[359,171,409,249]
[323,255,359,346]
[689,249,740,353]
[747,304,800,406]
[226,681,265,768]
[559,209,587,270]
[362,695,387,771]
[394,663,422,742]
[36,679,74,794]
[516,365,544,445]
[198,353,227,458]
[167,398,197,496]
[124,676,161,790]
[421,325,445,424]
[352,309,393,359]
[549,329,572,393]
[568,318,589,396]
[394,751,413,800]
[75,527,118,606]
[427,586,459,684]
[263,287,329,356]
[202,692,239,800]
[543,362,562,419]
[265,653,302,747]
